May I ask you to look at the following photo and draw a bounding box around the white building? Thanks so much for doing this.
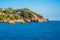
[17,12,21,14]
[2,8,6,11]
[0,13,1,14]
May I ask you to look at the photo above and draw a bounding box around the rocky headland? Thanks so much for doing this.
[0,8,49,24]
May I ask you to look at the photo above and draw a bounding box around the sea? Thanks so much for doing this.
[0,21,60,40]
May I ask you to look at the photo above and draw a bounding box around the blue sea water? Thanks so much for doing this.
[0,21,60,40]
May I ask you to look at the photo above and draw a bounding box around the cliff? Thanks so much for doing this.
[0,8,48,24]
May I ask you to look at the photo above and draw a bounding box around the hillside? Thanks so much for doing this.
[0,8,48,24]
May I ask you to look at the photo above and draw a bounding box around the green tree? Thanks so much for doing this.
[10,16,15,20]
[0,15,3,20]
[12,10,16,14]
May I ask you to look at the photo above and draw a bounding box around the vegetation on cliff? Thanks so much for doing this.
[0,8,48,24]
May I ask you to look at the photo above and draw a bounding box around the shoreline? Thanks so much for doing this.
[0,19,48,24]
[0,20,26,24]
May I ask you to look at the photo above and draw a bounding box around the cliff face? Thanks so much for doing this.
[0,8,48,24]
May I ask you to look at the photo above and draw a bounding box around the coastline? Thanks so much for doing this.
[0,18,48,24]
[0,20,26,24]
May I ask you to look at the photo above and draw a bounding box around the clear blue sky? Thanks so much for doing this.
[0,0,60,21]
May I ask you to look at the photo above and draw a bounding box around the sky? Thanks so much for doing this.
[0,0,60,21]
